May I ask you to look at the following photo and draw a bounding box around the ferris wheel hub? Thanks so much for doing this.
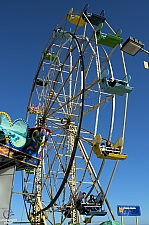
[61,117,71,125]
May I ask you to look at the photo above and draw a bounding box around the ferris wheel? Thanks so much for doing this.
[22,4,133,225]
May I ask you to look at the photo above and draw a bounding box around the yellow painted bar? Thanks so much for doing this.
[136,216,138,225]
[121,216,124,225]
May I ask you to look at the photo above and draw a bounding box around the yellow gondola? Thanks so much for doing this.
[92,134,127,160]
[67,8,86,26]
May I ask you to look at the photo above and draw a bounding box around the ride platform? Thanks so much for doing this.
[0,143,40,171]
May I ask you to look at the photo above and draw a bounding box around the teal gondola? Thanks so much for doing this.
[100,69,133,96]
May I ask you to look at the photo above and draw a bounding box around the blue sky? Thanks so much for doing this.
[0,1,149,225]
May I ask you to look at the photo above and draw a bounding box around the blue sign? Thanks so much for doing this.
[117,205,141,216]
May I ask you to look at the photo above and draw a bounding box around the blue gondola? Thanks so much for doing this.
[36,78,48,86]
[76,191,107,216]
[67,4,106,27]
[100,69,133,96]
[82,4,106,26]
[86,210,107,216]
[80,204,107,216]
